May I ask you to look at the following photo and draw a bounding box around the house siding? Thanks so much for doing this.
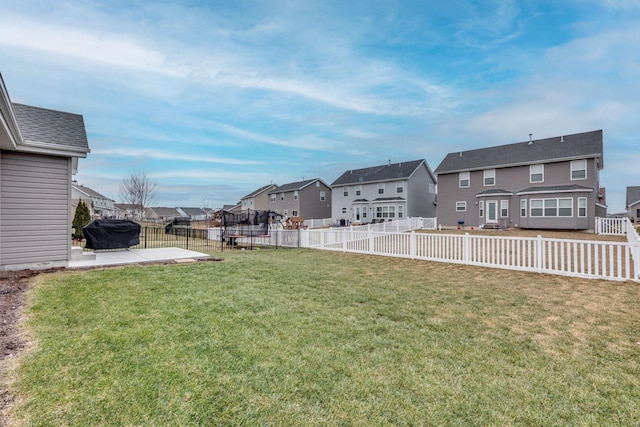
[437,158,601,230]
[406,165,437,218]
[1,152,71,267]
[269,181,331,219]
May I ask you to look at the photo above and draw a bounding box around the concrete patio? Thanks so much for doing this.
[68,247,212,269]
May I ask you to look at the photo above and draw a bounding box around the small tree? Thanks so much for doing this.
[119,170,158,220]
[72,200,92,240]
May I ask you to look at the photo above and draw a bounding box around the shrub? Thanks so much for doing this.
[72,200,92,239]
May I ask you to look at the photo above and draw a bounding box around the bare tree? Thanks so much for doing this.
[119,170,158,220]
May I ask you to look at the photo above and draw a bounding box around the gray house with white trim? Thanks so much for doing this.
[268,178,332,220]
[0,73,90,269]
[331,159,437,225]
[626,186,640,223]
[434,130,606,230]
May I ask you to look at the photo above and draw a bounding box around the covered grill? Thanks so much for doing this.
[83,219,141,250]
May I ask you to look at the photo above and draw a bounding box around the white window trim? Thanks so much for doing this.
[456,201,467,212]
[520,199,527,218]
[578,197,587,217]
[320,191,326,201]
[479,200,484,218]
[530,164,544,183]
[530,198,573,217]
[484,169,496,187]
[571,159,587,180]
[459,171,470,188]
[500,200,509,217]
[378,183,385,194]
[294,190,299,201]
[396,182,404,193]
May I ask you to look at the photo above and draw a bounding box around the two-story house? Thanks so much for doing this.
[72,183,115,218]
[626,186,640,223]
[268,178,331,219]
[240,184,277,213]
[331,159,437,225]
[434,130,606,230]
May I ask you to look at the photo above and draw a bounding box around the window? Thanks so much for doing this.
[571,160,587,180]
[484,169,495,186]
[559,199,572,217]
[341,207,347,214]
[459,172,470,188]
[396,182,404,193]
[355,185,362,196]
[343,187,349,197]
[479,200,484,218]
[520,199,527,217]
[280,193,284,201]
[284,209,288,216]
[362,208,367,218]
[294,190,299,201]
[500,200,509,217]
[531,200,543,217]
[456,201,466,212]
[378,183,385,194]
[577,198,587,217]
[292,210,298,217]
[397,205,403,218]
[270,194,276,202]
[530,164,544,183]
[531,198,573,217]
[320,191,326,201]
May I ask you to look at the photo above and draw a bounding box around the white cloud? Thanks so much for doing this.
[0,15,188,77]
[92,148,262,166]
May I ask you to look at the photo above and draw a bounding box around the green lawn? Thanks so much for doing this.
[8,249,640,425]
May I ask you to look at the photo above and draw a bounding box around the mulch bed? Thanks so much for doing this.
[0,257,221,425]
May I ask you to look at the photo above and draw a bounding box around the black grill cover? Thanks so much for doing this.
[83,220,141,250]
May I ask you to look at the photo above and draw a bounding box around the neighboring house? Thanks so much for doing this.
[144,207,183,221]
[177,207,207,220]
[115,203,137,219]
[72,182,115,218]
[268,178,332,219]
[331,159,437,225]
[434,130,606,230]
[240,184,278,213]
[626,186,640,223]
[0,73,90,269]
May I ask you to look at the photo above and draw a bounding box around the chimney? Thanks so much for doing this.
[459,151,463,157]
[560,135,564,142]
[528,134,533,145]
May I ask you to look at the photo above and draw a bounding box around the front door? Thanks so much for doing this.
[487,201,498,223]
[355,207,361,222]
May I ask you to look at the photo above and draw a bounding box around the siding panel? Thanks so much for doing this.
[1,152,71,266]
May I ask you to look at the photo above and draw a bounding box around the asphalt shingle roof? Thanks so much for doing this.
[12,103,89,151]
[331,159,426,186]
[74,184,112,200]
[434,130,603,175]
[626,186,640,206]
[241,184,277,200]
[270,179,322,193]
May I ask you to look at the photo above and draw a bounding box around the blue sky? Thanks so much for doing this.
[0,0,638,211]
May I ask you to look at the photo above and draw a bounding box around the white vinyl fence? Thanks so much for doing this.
[304,229,640,282]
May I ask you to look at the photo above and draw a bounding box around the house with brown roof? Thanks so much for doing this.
[0,72,90,269]
[331,159,437,225]
[434,130,606,230]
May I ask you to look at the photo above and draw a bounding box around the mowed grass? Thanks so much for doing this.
[9,249,640,425]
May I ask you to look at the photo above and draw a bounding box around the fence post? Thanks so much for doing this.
[536,235,543,273]
[595,217,600,235]
[463,233,470,264]
[410,231,416,259]
[369,231,375,254]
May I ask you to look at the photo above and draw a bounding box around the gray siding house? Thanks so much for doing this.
[240,184,278,213]
[331,159,437,225]
[434,130,605,230]
[0,73,90,269]
[626,186,640,223]
[268,178,332,220]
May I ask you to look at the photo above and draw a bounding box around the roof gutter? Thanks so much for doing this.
[0,73,23,150]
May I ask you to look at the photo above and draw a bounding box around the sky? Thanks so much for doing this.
[0,0,638,212]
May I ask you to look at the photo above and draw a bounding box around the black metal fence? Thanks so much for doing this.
[73,225,302,253]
